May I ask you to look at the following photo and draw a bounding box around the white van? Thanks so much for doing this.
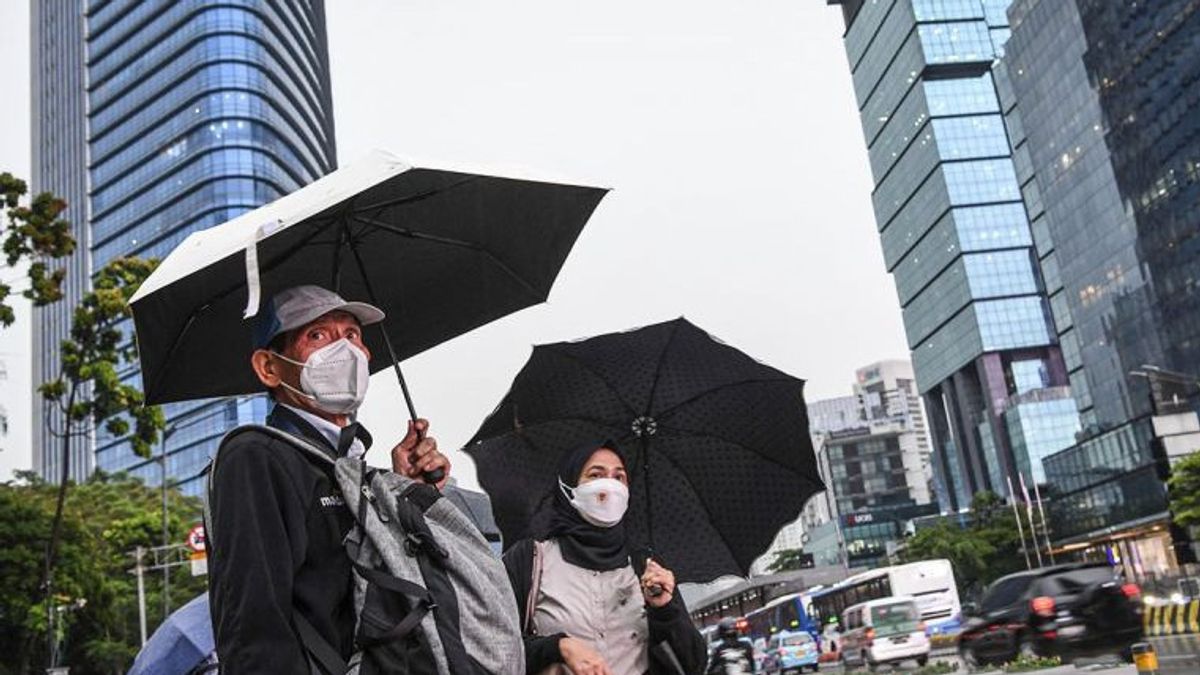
[839,597,930,670]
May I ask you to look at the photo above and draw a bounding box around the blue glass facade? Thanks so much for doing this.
[1003,0,1199,553]
[34,1,337,494]
[831,0,1078,511]
[31,0,93,484]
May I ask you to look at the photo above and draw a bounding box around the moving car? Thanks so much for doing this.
[762,630,820,673]
[839,597,930,671]
[958,562,1143,665]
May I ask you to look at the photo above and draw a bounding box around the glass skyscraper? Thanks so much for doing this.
[33,0,338,494]
[1001,0,1199,572]
[828,0,1080,512]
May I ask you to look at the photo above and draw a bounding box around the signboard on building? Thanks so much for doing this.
[843,512,875,526]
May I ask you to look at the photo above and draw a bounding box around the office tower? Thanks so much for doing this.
[32,1,338,493]
[826,0,1080,512]
[1003,0,1200,575]
[807,360,936,568]
[31,0,93,483]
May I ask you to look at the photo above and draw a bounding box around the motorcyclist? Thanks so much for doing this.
[706,618,755,674]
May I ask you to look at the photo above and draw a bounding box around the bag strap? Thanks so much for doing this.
[293,612,348,675]
[206,425,335,553]
[524,540,545,634]
[350,562,437,648]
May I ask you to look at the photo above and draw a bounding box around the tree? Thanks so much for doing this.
[766,548,813,573]
[0,172,76,327]
[901,491,1027,600]
[1169,451,1200,527]
[26,257,166,672]
[1,470,207,675]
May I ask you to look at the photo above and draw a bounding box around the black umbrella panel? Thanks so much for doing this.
[464,318,825,583]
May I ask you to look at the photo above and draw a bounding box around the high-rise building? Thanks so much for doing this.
[31,0,93,484]
[806,360,937,568]
[827,0,1080,512]
[32,1,338,494]
[1001,0,1200,575]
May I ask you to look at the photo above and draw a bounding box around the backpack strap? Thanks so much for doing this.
[524,540,546,634]
[205,424,336,552]
[293,612,348,675]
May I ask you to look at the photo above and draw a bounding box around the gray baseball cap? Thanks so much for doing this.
[253,285,385,349]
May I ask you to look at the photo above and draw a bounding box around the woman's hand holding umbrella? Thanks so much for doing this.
[641,558,676,608]
[391,419,451,489]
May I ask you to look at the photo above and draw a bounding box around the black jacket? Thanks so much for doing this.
[502,538,707,674]
[208,406,371,674]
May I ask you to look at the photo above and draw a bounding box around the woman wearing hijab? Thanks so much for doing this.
[502,441,706,675]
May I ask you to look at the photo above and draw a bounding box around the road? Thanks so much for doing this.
[812,635,1199,674]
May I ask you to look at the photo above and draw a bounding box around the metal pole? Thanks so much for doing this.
[135,547,148,646]
[1033,479,1056,565]
[1007,476,1032,570]
[161,432,170,621]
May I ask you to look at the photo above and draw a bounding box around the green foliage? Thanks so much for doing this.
[39,257,165,459]
[0,172,76,327]
[1,471,207,674]
[1001,654,1062,672]
[1169,451,1200,527]
[766,547,811,573]
[901,491,1027,599]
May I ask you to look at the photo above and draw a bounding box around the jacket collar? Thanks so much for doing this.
[267,404,373,459]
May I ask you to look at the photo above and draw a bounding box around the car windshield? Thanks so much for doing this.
[783,634,813,646]
[870,602,920,636]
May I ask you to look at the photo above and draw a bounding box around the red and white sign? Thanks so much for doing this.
[186,524,207,553]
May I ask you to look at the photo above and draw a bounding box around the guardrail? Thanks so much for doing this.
[1145,600,1200,636]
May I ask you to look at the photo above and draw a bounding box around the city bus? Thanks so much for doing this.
[743,588,831,644]
[809,560,961,635]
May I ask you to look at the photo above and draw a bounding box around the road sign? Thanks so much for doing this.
[185,524,206,553]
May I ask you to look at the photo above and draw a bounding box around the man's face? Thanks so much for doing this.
[277,310,370,364]
[251,310,372,419]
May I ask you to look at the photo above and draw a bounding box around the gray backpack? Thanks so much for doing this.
[206,426,523,675]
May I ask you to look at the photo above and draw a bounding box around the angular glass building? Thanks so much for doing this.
[1002,0,1200,574]
[827,0,1079,512]
[33,0,338,494]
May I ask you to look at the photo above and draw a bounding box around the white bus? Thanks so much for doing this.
[808,560,961,635]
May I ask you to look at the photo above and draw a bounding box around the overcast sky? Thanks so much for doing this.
[0,1,908,488]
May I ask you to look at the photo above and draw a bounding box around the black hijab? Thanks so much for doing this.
[535,440,630,571]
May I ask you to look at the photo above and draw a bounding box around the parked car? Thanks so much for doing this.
[839,597,930,671]
[958,562,1143,665]
[762,630,820,673]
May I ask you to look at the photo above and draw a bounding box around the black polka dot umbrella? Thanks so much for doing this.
[463,318,823,583]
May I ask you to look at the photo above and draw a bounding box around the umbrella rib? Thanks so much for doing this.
[633,436,743,576]
[352,215,546,302]
[653,377,801,422]
[540,346,642,418]
[352,177,481,215]
[470,414,629,443]
[655,424,819,479]
[649,427,825,575]
[643,319,685,415]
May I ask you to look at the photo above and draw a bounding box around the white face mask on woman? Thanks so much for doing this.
[560,477,630,528]
[273,338,370,415]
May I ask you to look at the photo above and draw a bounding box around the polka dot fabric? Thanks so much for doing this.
[463,318,824,582]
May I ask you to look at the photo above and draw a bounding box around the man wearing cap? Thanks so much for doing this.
[207,285,451,673]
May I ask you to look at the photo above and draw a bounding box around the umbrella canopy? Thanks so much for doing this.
[128,593,215,675]
[130,149,607,405]
[464,318,824,582]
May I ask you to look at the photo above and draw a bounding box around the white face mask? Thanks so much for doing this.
[274,338,370,415]
[560,477,630,528]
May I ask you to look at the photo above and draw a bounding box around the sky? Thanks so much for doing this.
[0,0,909,488]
